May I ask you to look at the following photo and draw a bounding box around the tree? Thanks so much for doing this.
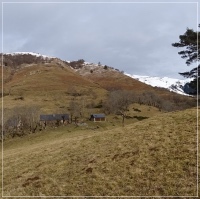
[104,65,108,70]
[172,25,200,94]
[104,90,133,126]
[69,99,81,124]
[3,106,40,138]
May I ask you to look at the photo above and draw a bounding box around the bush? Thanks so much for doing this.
[1,53,53,68]
[3,106,40,138]
[78,59,85,64]
[69,59,85,69]
[14,96,24,100]
[104,65,108,70]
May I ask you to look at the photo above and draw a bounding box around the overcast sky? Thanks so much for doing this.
[1,0,199,78]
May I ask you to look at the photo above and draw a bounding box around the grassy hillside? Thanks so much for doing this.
[2,63,104,93]
[1,54,196,114]
[76,65,155,92]
[2,62,108,113]
[1,108,198,197]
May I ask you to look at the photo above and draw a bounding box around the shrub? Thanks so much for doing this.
[104,65,108,70]
[14,96,24,100]
[3,105,40,138]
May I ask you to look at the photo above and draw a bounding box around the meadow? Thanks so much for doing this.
[1,107,198,197]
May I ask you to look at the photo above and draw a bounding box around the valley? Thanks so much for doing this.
[0,52,198,197]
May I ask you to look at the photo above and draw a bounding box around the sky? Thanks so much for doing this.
[1,0,199,79]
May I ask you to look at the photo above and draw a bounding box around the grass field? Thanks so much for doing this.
[1,107,198,197]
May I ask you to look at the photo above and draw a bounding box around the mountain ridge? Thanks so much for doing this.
[1,52,194,97]
[125,74,194,96]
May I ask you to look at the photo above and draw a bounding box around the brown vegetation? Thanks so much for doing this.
[1,108,198,196]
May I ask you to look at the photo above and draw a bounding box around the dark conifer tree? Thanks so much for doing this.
[172,25,200,94]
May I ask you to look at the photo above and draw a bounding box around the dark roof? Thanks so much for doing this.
[90,114,105,118]
[40,114,69,121]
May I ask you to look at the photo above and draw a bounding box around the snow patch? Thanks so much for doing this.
[4,52,55,59]
[126,73,193,96]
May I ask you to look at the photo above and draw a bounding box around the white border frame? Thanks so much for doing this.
[1,1,199,198]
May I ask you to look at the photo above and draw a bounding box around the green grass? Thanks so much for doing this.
[1,108,198,197]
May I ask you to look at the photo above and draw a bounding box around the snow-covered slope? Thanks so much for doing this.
[126,74,194,96]
[4,52,55,59]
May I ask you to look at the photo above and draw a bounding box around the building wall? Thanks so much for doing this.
[40,119,69,128]
[93,117,105,122]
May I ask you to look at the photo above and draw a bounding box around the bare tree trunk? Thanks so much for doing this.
[70,114,73,123]
[32,124,38,133]
[75,117,78,126]
[122,114,125,127]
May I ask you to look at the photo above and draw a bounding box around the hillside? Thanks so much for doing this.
[1,53,103,94]
[1,108,198,196]
[4,52,187,96]
[1,53,108,112]
[71,61,196,104]
[74,62,155,92]
[1,53,157,96]
[0,52,197,122]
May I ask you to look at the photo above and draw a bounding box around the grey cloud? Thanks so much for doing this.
[1,1,199,79]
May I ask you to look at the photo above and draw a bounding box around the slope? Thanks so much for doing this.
[75,63,155,92]
[3,62,98,94]
[1,54,107,111]
[1,53,196,113]
[73,62,196,103]
[2,108,198,196]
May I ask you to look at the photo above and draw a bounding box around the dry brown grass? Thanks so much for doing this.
[2,63,107,98]
[2,63,108,114]
[81,69,155,92]
[2,62,195,116]
[1,108,198,197]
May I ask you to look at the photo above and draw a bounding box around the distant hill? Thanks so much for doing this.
[1,52,196,113]
[73,61,155,92]
[1,52,107,113]
[0,52,104,94]
[0,52,155,100]
[1,52,191,95]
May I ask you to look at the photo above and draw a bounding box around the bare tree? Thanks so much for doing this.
[104,90,133,126]
[3,105,40,138]
[69,99,82,124]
